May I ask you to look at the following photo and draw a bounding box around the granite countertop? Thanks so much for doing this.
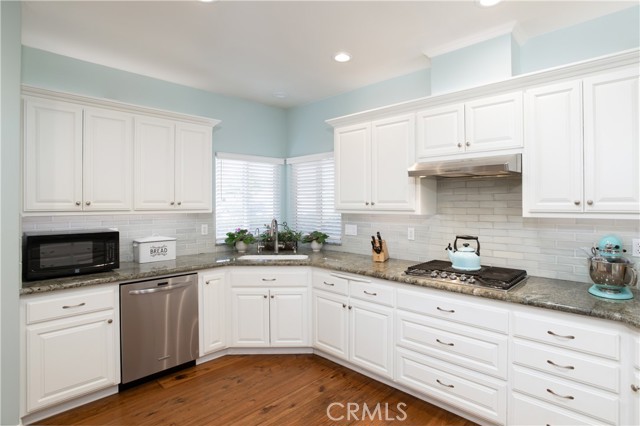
[21,250,640,329]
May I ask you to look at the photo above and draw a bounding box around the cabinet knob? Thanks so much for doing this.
[574,200,581,206]
[85,201,91,206]
[107,319,113,324]
[348,305,352,310]
[457,143,462,148]
[170,201,175,206]
[365,202,369,206]
[465,141,471,147]
[632,384,639,392]
[587,200,593,205]
[270,295,274,299]
[342,303,346,308]
[371,202,375,206]
[263,295,268,299]
[177,201,182,206]
[75,201,81,206]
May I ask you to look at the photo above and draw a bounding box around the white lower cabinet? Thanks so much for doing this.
[395,286,509,425]
[312,269,395,379]
[198,270,227,356]
[22,286,119,414]
[229,268,309,347]
[510,307,626,425]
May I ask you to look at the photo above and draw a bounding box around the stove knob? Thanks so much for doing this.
[440,272,448,279]
[460,275,468,282]
[430,271,439,278]
[468,277,476,284]
[449,274,458,281]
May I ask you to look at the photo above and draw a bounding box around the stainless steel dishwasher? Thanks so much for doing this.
[120,273,199,384]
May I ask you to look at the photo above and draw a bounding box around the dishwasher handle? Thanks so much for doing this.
[128,281,193,295]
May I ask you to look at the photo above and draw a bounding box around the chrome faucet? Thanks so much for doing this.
[270,218,279,254]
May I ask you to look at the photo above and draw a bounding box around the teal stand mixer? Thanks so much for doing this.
[588,235,636,300]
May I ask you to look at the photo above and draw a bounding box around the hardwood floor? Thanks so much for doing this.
[35,354,478,426]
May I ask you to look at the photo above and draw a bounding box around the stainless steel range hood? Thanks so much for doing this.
[408,154,522,178]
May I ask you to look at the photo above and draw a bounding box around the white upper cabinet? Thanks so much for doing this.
[524,66,639,217]
[24,99,133,213]
[416,92,523,159]
[23,97,84,212]
[83,108,133,211]
[335,114,436,214]
[134,117,212,211]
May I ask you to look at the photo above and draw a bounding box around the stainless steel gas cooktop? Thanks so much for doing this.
[404,260,527,291]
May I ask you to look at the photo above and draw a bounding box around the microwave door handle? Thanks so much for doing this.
[128,282,191,295]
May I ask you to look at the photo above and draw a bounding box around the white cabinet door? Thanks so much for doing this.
[175,123,212,211]
[199,271,227,356]
[583,67,640,213]
[312,290,349,360]
[26,310,117,412]
[465,92,523,153]
[371,114,417,210]
[269,288,309,347]
[335,123,371,210]
[524,81,583,214]
[83,108,133,211]
[23,97,83,211]
[416,103,465,158]
[134,116,176,210]
[230,288,269,347]
[349,299,394,379]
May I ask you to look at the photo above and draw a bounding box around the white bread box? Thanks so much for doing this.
[133,236,176,263]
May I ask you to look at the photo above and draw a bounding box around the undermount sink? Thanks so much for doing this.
[237,254,309,261]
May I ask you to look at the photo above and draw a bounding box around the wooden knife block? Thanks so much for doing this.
[372,240,389,262]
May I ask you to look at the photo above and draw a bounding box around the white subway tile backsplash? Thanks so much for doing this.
[334,176,640,284]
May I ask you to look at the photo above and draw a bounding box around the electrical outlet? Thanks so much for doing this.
[344,224,357,236]
[408,227,415,241]
[632,238,640,257]
[201,224,208,235]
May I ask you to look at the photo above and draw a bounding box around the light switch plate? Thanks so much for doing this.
[632,238,640,257]
[408,227,415,241]
[344,224,357,236]
[201,224,208,235]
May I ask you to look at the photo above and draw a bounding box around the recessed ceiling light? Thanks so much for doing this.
[477,0,502,7]
[273,92,287,99]
[334,52,352,63]
[200,0,216,3]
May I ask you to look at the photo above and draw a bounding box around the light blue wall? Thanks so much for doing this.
[519,5,640,74]
[21,47,288,158]
[286,68,430,157]
[1,2,22,424]
[431,34,514,95]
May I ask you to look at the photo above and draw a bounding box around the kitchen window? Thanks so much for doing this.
[288,153,341,243]
[215,153,283,243]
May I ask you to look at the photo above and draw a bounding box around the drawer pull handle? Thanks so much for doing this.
[323,281,335,286]
[546,388,574,400]
[363,290,377,296]
[436,379,454,388]
[547,360,575,370]
[261,278,277,282]
[437,307,455,313]
[547,331,575,339]
[632,384,639,392]
[62,302,86,309]
[436,339,454,347]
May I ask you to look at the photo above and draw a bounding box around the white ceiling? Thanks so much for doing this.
[21,0,636,108]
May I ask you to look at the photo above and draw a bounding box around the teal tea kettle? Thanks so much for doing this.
[446,235,481,271]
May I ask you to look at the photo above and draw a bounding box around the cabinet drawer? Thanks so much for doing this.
[513,340,619,392]
[397,310,507,379]
[396,288,508,334]
[512,366,619,425]
[510,391,614,426]
[231,268,309,287]
[513,312,620,360]
[25,287,116,324]
[349,280,394,307]
[396,347,506,425]
[312,270,348,295]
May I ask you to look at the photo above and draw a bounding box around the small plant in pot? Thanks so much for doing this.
[302,231,330,252]
[225,228,256,253]
[259,223,302,252]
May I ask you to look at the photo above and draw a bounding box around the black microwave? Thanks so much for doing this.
[23,229,120,281]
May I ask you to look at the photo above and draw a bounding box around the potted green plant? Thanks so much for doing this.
[259,223,302,251]
[224,228,256,253]
[302,231,330,252]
